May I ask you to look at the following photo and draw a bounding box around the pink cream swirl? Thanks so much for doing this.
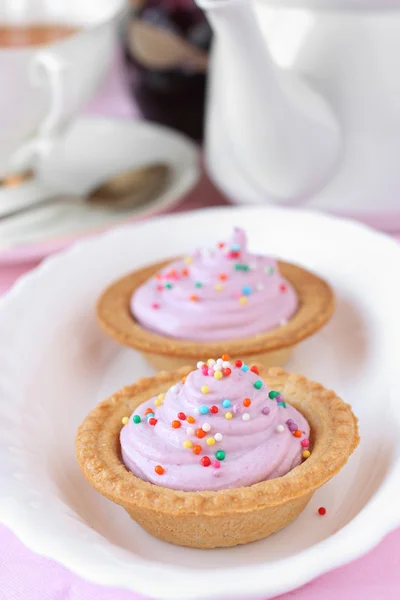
[131,228,298,341]
[120,359,310,492]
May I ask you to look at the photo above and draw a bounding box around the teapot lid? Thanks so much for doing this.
[264,0,400,9]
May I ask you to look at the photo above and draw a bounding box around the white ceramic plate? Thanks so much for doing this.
[0,117,200,261]
[1,206,400,600]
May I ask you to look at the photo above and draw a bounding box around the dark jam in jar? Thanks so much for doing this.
[123,0,212,142]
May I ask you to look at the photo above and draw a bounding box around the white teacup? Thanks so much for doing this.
[0,0,125,181]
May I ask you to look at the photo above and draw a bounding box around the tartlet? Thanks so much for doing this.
[76,363,359,549]
[97,229,334,370]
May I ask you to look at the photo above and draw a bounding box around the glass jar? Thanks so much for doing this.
[123,0,212,141]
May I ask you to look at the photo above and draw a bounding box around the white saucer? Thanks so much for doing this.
[0,206,399,600]
[0,117,200,256]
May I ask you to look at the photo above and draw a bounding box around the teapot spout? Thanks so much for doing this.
[196,0,341,201]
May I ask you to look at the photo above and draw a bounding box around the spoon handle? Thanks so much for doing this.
[0,194,80,222]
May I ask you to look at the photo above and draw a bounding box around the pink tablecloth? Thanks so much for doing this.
[1,50,400,600]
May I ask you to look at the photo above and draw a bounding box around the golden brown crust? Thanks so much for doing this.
[76,366,359,519]
[96,259,335,359]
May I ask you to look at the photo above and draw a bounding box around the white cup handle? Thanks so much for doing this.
[11,50,68,172]
[32,51,68,147]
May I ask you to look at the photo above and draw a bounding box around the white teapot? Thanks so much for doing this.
[196,0,400,229]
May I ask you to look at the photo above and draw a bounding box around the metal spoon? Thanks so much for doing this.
[0,163,170,221]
